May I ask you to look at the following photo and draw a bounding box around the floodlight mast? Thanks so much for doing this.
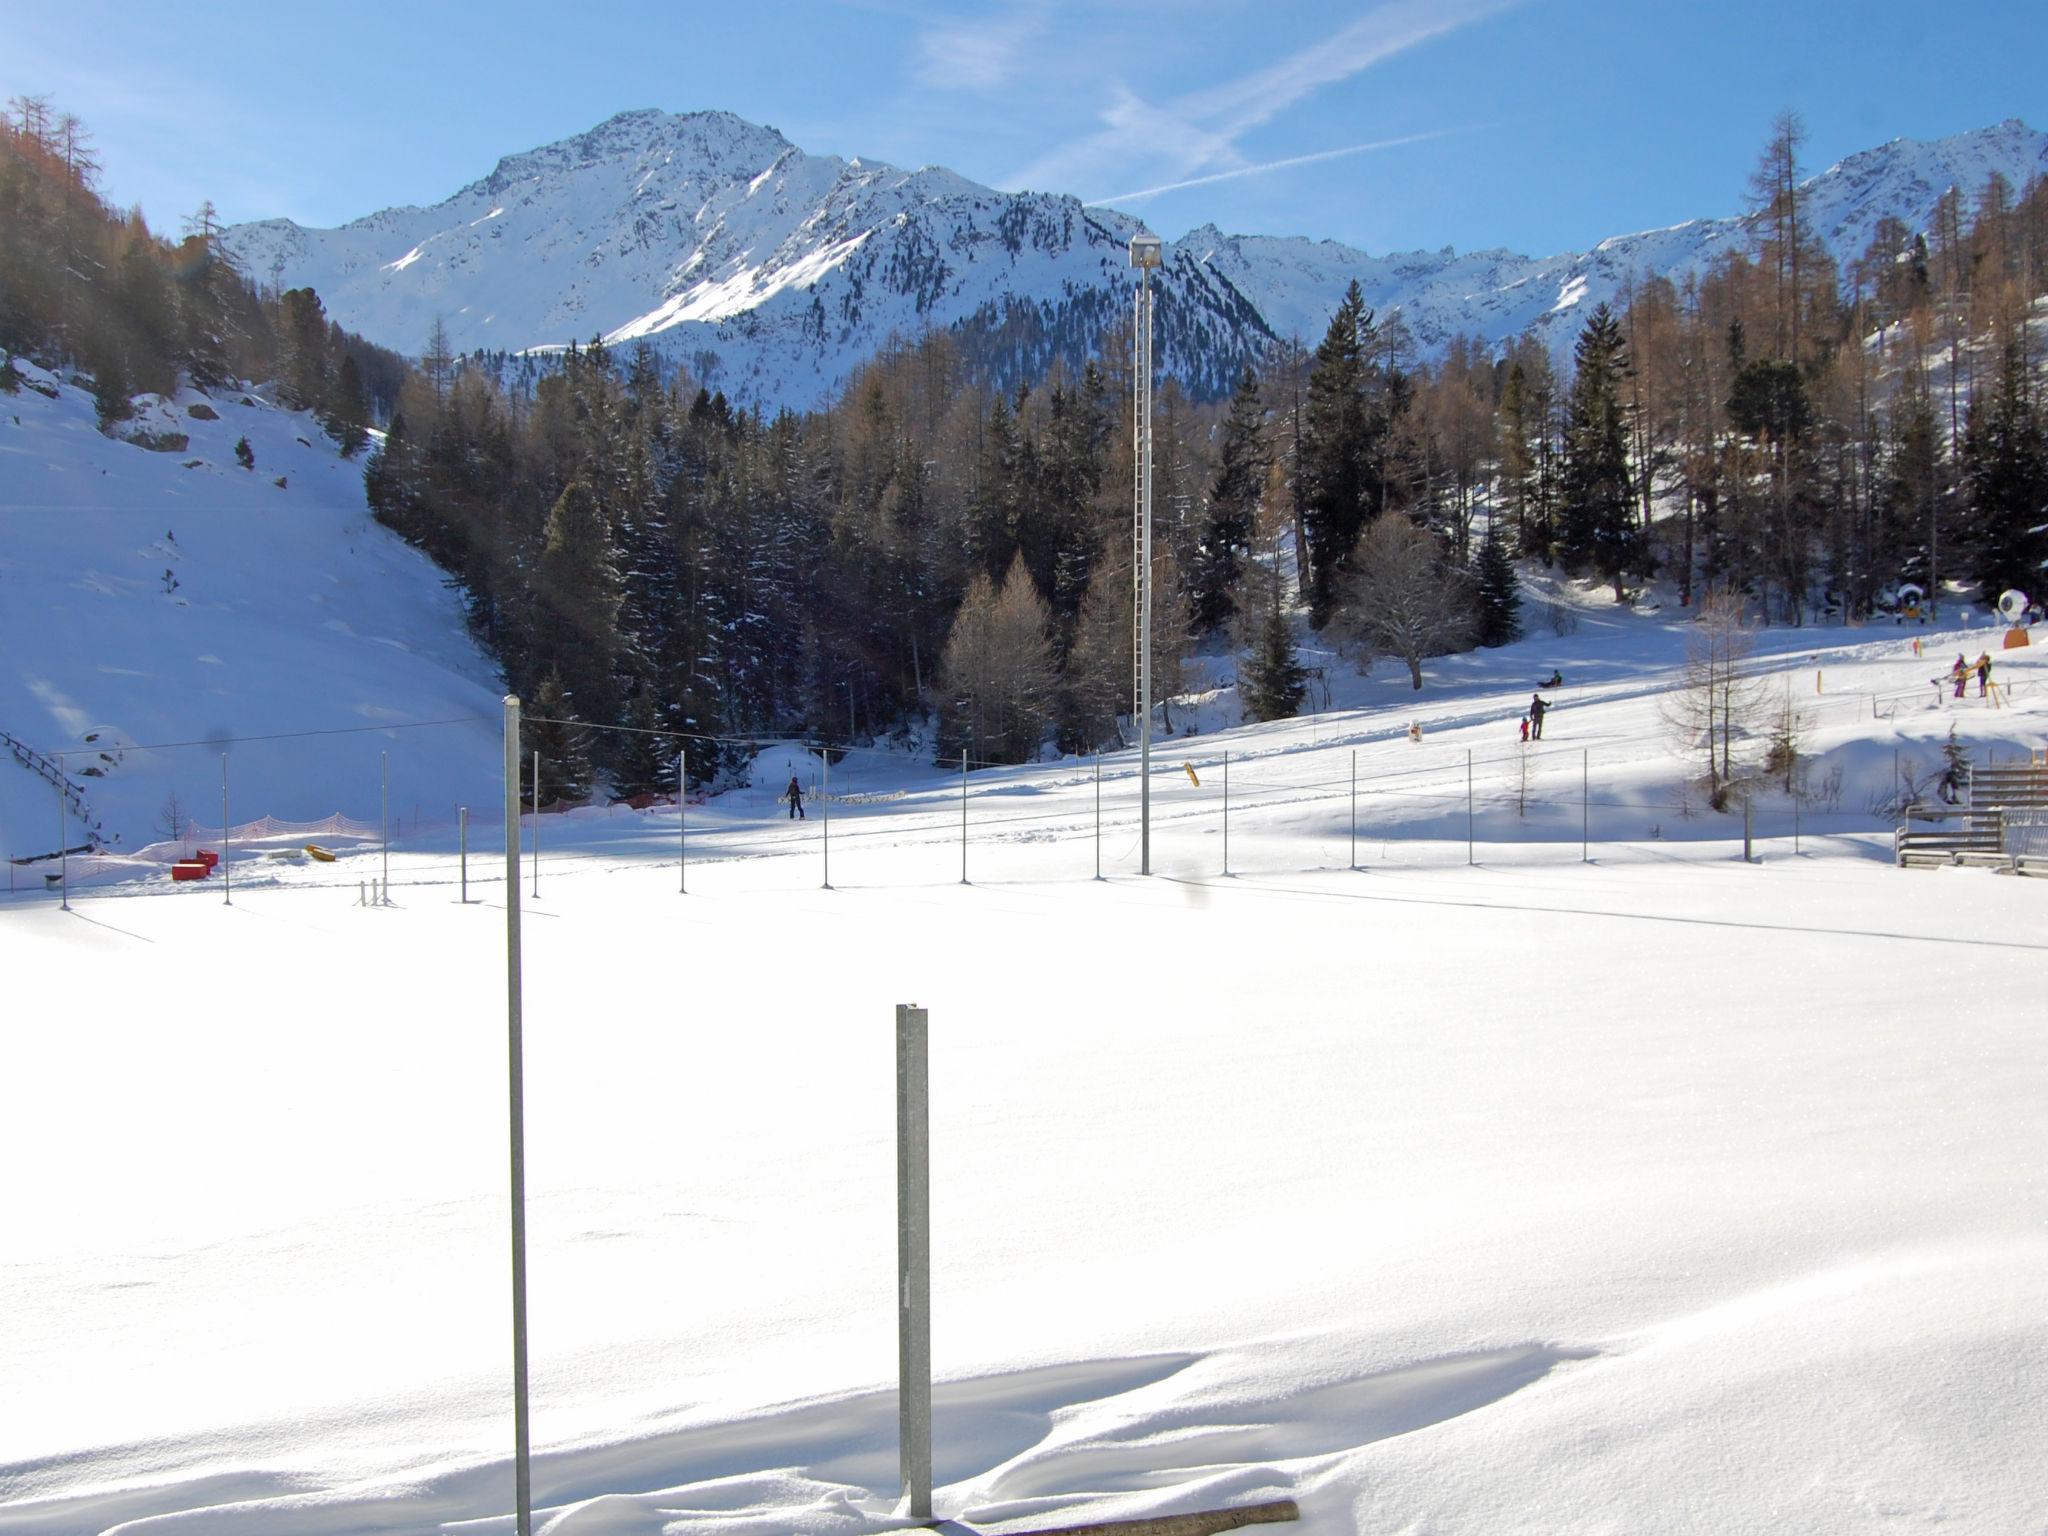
[1131,232,1161,875]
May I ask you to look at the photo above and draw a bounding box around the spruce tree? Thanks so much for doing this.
[1298,282,1374,627]
[1471,522,1522,647]
[1962,339,2048,603]
[1559,304,1639,600]
[525,670,594,805]
[1239,575,1306,723]
[1188,365,1266,633]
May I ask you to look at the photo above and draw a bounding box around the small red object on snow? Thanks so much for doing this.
[172,861,210,881]
[194,849,219,868]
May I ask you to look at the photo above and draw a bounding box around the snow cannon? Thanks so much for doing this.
[1998,589,2031,649]
[1896,582,1925,623]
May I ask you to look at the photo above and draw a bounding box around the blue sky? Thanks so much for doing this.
[5,0,2043,255]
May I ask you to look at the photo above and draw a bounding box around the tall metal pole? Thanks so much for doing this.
[678,750,687,895]
[460,806,469,902]
[959,749,968,885]
[1222,750,1229,877]
[895,1003,932,1521]
[55,764,68,912]
[1349,750,1356,870]
[221,752,232,906]
[822,748,831,890]
[381,750,389,900]
[531,750,539,899]
[1466,749,1474,866]
[501,697,533,1536]
[1581,750,1589,863]
[1094,753,1102,880]
[1132,235,1158,876]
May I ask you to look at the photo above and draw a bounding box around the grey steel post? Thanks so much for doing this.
[1131,233,1160,876]
[1743,794,1754,862]
[1349,750,1356,870]
[678,750,687,895]
[1094,754,1101,880]
[960,749,968,885]
[1581,750,1589,863]
[460,806,469,902]
[1466,749,1474,866]
[221,752,232,905]
[56,763,68,911]
[381,750,389,899]
[501,696,533,1536]
[822,749,831,890]
[1222,750,1229,877]
[895,1003,933,1521]
[1794,781,1801,854]
[531,750,539,899]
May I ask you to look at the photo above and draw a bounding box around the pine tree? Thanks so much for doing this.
[327,354,370,456]
[234,435,254,470]
[1298,282,1376,627]
[1962,339,2048,603]
[525,671,595,805]
[535,478,623,726]
[1239,572,1306,722]
[1188,365,1266,633]
[1559,304,1640,600]
[1471,521,1522,647]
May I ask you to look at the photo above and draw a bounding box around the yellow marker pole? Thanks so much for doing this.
[1183,762,1200,787]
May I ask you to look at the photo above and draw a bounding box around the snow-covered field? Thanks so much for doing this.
[7,367,2048,1535]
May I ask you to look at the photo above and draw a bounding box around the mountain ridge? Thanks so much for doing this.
[224,111,2048,408]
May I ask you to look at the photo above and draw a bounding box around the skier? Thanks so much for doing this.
[1950,655,1968,700]
[1529,693,1550,740]
[1976,652,1992,697]
[1939,766,1961,805]
[785,772,805,820]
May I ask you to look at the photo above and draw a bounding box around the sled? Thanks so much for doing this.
[304,844,336,863]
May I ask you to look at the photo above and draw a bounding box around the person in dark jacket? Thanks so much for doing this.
[1529,693,1550,740]
[785,773,805,819]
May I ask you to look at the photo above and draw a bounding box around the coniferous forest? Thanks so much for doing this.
[8,101,2047,797]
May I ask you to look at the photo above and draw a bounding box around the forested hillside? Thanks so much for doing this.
[8,101,2045,805]
[0,97,407,440]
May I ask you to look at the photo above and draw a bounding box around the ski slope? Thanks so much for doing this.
[3,571,2046,1533]
[0,363,504,865]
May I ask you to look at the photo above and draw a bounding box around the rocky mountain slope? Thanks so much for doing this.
[225,112,2048,408]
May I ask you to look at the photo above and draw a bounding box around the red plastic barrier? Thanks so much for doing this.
[194,849,219,869]
[171,861,210,882]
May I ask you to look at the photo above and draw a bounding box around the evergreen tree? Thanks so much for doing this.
[327,354,370,456]
[525,670,594,804]
[609,689,680,800]
[1471,521,1523,647]
[1298,282,1379,627]
[1239,573,1306,722]
[234,435,254,470]
[535,478,624,729]
[1558,304,1640,599]
[1962,339,2048,603]
[1188,365,1266,633]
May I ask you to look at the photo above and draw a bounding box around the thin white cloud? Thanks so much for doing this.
[1085,129,1459,207]
[1005,0,1517,197]
[913,3,1052,91]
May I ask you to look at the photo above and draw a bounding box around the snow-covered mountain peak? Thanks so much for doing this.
[226,113,2047,408]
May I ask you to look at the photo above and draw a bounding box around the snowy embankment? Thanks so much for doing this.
[0,364,504,865]
[4,609,2047,1533]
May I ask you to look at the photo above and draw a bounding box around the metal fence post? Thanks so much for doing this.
[1094,753,1102,881]
[55,765,68,912]
[960,749,968,885]
[1466,749,1474,866]
[1743,794,1754,862]
[1794,781,1801,854]
[459,806,468,902]
[222,752,232,905]
[531,750,540,899]
[1349,750,1357,871]
[1581,749,1589,863]
[501,696,533,1536]
[822,747,831,890]
[381,750,390,900]
[678,750,687,895]
[1222,750,1230,876]
[896,1003,932,1522]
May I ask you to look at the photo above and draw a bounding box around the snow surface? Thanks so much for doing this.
[221,111,2048,409]
[6,421,2048,1528]
[0,365,505,861]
